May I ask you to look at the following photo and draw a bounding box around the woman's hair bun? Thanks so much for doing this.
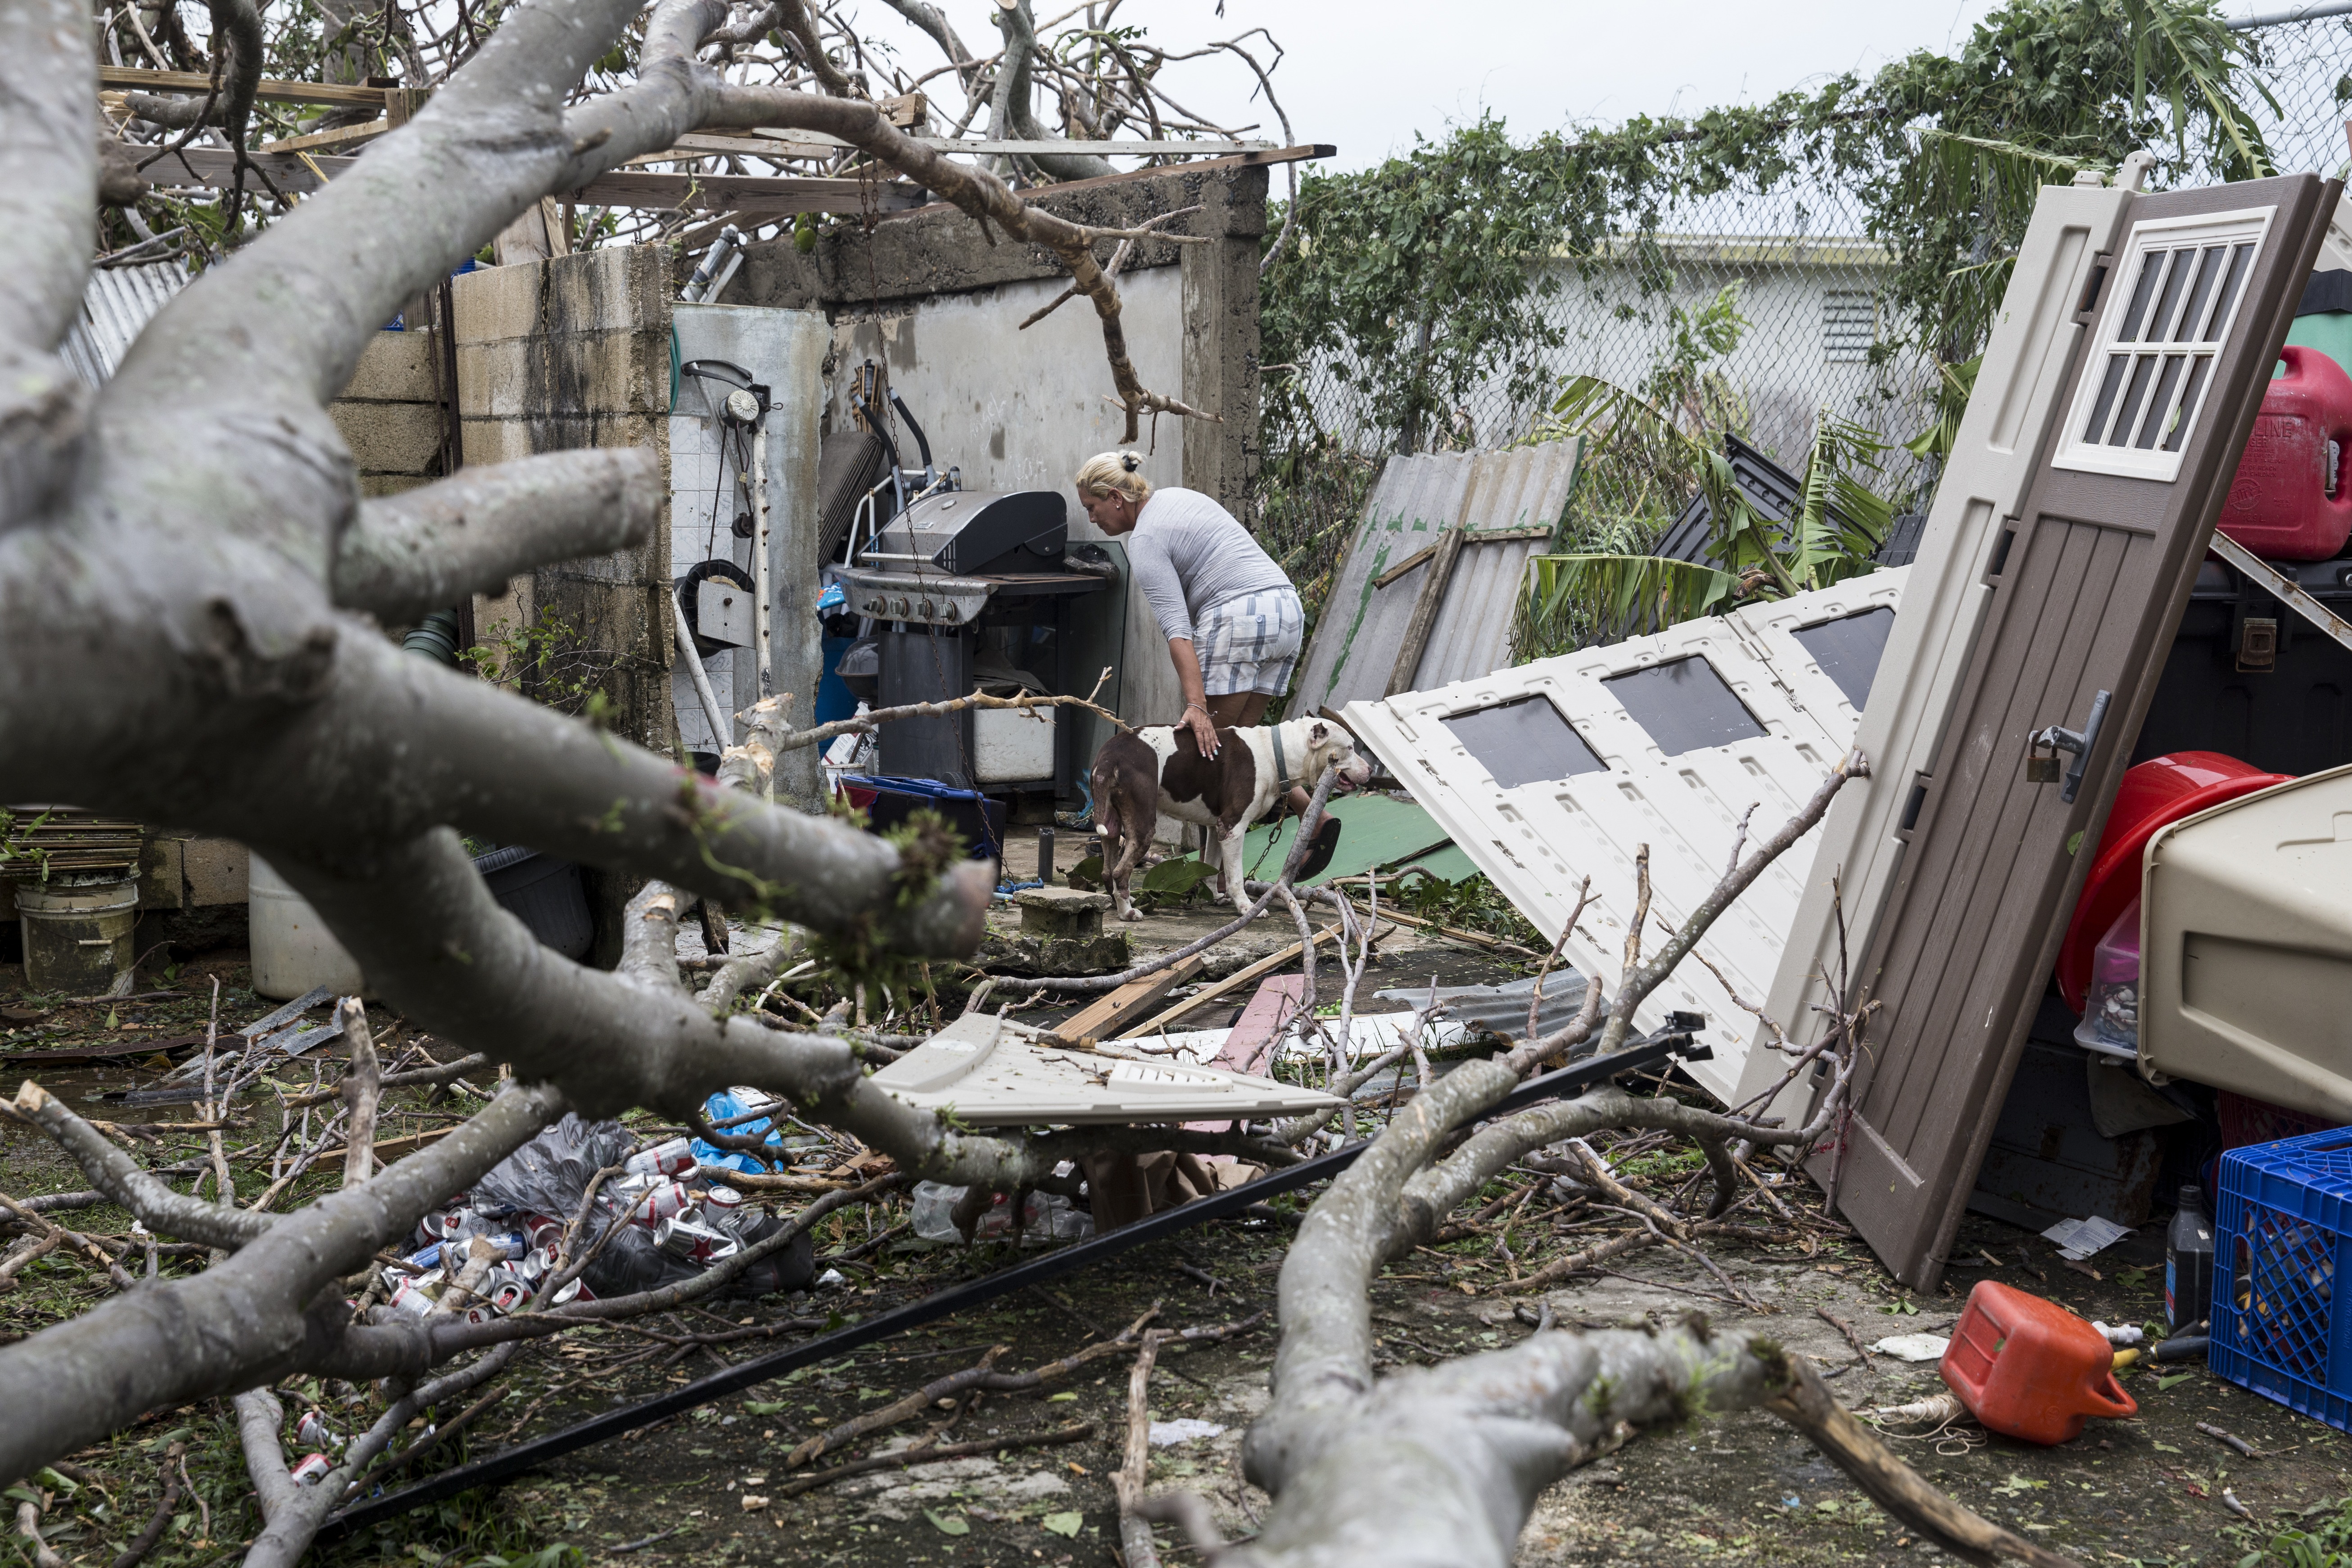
[1120,452,1141,472]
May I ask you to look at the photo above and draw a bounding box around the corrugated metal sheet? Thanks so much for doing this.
[60,261,189,389]
[1372,972,1597,1041]
[1292,442,1581,721]
[1411,444,1583,690]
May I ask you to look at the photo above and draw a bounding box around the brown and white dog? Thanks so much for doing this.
[1089,717,1375,922]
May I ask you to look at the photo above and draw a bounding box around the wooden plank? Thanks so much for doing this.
[100,65,386,108]
[1385,524,1466,696]
[884,144,1336,221]
[1371,541,1438,590]
[1047,953,1203,1044]
[258,117,388,154]
[1117,929,1338,1039]
[366,1125,455,1161]
[142,146,926,215]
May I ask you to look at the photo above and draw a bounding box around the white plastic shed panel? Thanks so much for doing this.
[1343,567,1906,1105]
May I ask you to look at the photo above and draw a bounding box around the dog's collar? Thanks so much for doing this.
[1270,725,1291,791]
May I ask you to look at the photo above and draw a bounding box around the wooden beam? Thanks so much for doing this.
[143,146,927,215]
[100,64,386,108]
[1044,953,1204,1046]
[883,143,1336,223]
[1117,925,1355,1040]
[258,117,388,154]
[1386,524,1466,696]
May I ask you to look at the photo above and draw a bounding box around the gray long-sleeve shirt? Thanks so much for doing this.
[1125,486,1293,642]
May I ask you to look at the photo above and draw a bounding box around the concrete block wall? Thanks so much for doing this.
[330,328,444,497]
[449,244,678,966]
[733,163,1268,741]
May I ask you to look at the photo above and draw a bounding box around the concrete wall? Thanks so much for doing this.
[669,302,829,804]
[731,163,1268,737]
[449,245,677,965]
[330,328,444,497]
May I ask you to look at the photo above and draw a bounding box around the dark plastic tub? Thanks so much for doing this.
[472,845,593,961]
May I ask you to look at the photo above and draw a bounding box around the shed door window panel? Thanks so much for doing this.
[1788,606,1898,709]
[2058,208,2271,482]
[1601,655,1770,755]
[1441,696,1606,790]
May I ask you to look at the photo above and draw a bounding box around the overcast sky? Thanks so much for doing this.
[863,0,2027,174]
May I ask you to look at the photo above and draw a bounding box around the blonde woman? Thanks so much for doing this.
[1073,452,1333,836]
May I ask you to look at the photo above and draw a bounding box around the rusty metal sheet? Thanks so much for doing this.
[1291,441,1579,718]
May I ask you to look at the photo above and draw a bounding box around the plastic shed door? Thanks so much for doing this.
[1815,175,2337,1291]
[2140,764,2352,1120]
[1753,183,2135,1118]
[1341,568,1905,1106]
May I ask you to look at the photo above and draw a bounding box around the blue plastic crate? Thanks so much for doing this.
[2212,1126,2352,1431]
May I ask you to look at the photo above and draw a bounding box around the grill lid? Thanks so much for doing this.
[868,490,1066,576]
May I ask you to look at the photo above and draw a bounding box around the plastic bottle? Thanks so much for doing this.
[2167,1184,2216,1333]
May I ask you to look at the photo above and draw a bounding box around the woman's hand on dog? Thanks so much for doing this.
[1181,704,1220,759]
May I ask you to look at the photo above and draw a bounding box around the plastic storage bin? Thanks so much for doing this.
[2217,344,2352,562]
[2072,897,2141,1059]
[2212,1126,2352,1430]
[1940,1279,2138,1444]
[472,846,593,961]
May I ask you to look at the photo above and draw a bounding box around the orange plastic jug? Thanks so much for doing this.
[2217,344,2352,561]
[1939,1281,2137,1445]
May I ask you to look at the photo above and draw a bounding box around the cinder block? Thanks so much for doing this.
[183,837,248,905]
[333,400,443,474]
[459,418,537,466]
[136,836,185,910]
[339,330,441,402]
[548,245,668,335]
[451,260,547,344]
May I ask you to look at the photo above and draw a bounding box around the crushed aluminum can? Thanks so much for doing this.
[631,1181,695,1225]
[526,1217,564,1250]
[422,1206,479,1243]
[550,1276,586,1306]
[488,1277,530,1314]
[702,1184,746,1223]
[405,1243,443,1271]
[526,1243,560,1278]
[389,1279,435,1316]
[624,1136,697,1179]
[296,1411,339,1451]
[655,1214,726,1260]
[290,1453,333,1486]
[465,1306,496,1326]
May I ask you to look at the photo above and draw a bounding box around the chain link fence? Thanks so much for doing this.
[1257,14,2352,650]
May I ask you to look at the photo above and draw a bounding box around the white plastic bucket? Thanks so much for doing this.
[247,854,365,1000]
[14,877,139,994]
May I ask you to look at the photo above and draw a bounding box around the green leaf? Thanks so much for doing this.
[1138,857,1221,898]
[925,1509,971,1536]
[1047,1392,1079,1402]
[1041,1511,1084,1538]
[2158,1374,2196,1391]
[742,1401,788,1416]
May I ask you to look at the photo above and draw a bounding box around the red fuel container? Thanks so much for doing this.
[1940,1280,2137,1445]
[2217,344,2352,561]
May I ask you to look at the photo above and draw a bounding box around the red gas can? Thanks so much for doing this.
[1940,1281,2137,1445]
[2217,345,2352,561]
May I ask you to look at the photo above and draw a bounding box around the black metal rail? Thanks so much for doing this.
[321,1025,1701,1537]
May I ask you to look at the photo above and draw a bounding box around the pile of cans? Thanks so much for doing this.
[381,1135,763,1317]
[288,1410,340,1486]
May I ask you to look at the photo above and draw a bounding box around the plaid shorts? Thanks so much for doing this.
[1196,587,1305,698]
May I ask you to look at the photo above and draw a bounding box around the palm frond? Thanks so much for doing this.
[1525,552,1741,641]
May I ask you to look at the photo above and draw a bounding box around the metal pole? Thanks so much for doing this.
[2229,0,2352,28]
